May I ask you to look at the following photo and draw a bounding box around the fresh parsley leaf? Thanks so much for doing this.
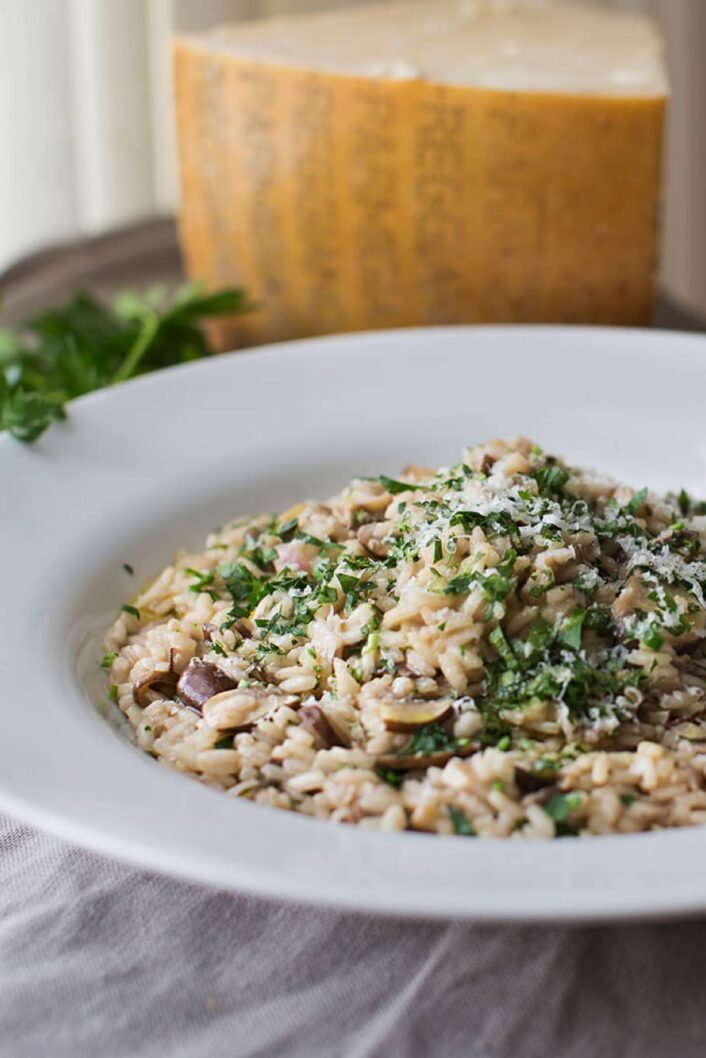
[641,624,664,651]
[375,766,404,788]
[404,723,456,756]
[379,475,425,495]
[444,572,473,595]
[277,517,299,539]
[220,562,270,620]
[489,625,518,670]
[543,791,583,826]
[0,377,66,441]
[534,464,569,497]
[526,615,553,655]
[627,487,648,514]
[295,530,343,552]
[185,567,216,594]
[560,609,586,652]
[678,488,690,516]
[121,604,140,620]
[447,805,476,836]
[584,604,615,636]
[0,282,249,443]
[337,572,359,594]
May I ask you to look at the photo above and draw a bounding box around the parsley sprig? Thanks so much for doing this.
[0,282,249,442]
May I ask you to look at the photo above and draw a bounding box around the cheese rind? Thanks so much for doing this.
[174,1,667,348]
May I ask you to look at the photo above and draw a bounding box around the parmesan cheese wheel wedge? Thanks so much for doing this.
[174,0,668,348]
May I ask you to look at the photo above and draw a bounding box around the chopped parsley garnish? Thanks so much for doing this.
[379,474,425,494]
[220,562,270,620]
[584,604,615,636]
[534,464,569,497]
[447,805,476,836]
[445,572,473,595]
[641,625,664,651]
[375,766,405,788]
[277,517,299,539]
[337,571,359,594]
[560,608,586,652]
[543,791,583,835]
[122,563,135,576]
[489,626,517,670]
[295,529,343,552]
[185,567,216,595]
[404,723,457,756]
[626,487,648,514]
[121,604,140,620]
[444,549,517,602]
[678,488,690,516]
[100,652,117,669]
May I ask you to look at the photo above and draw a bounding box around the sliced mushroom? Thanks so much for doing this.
[356,522,391,558]
[514,766,557,794]
[380,699,453,733]
[402,464,435,482]
[532,783,561,806]
[133,668,179,707]
[202,686,298,731]
[233,618,254,640]
[246,661,268,683]
[376,742,476,772]
[298,705,346,748]
[177,659,237,713]
[669,721,706,743]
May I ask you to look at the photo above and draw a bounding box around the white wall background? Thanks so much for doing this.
[0,0,704,316]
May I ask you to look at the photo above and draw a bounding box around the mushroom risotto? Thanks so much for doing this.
[103,438,706,838]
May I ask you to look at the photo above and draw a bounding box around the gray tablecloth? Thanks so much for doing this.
[4,810,706,1058]
[3,222,706,1058]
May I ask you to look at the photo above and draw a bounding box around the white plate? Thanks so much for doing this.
[3,325,706,923]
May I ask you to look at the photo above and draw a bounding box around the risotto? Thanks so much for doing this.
[103,438,706,838]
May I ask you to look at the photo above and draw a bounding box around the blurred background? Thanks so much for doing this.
[1,0,704,320]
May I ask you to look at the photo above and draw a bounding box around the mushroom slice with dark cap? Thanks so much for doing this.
[298,705,347,748]
[376,742,476,772]
[133,668,179,707]
[514,766,557,794]
[380,699,453,733]
[177,659,237,713]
